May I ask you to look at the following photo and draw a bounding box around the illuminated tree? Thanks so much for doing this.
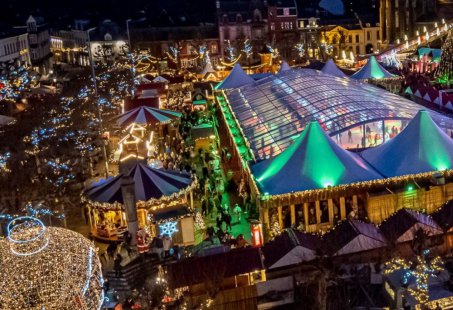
[437,29,453,85]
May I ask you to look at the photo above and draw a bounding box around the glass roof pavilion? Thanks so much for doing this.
[222,69,453,161]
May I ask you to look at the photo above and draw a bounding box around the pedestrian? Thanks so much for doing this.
[236,234,249,248]
[216,213,223,230]
[114,253,122,277]
[348,130,352,143]
[233,203,242,223]
[224,211,232,231]
[151,235,163,260]
[201,197,207,216]
[162,234,172,258]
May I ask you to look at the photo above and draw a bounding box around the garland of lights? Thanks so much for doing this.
[0,217,104,309]
[384,250,443,305]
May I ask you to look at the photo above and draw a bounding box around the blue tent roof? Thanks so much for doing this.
[361,110,453,177]
[85,163,193,204]
[251,121,383,195]
[250,72,273,80]
[215,64,255,90]
[321,59,347,78]
[351,56,396,80]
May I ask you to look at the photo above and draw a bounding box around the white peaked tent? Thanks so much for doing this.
[215,63,255,90]
[200,60,216,76]
[351,56,396,80]
[262,229,320,269]
[322,219,387,256]
[278,61,291,73]
[152,76,169,83]
[361,110,453,177]
[321,59,347,78]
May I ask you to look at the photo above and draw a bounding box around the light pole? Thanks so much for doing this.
[126,19,136,94]
[87,27,109,178]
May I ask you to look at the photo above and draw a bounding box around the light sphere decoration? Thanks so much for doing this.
[0,216,104,309]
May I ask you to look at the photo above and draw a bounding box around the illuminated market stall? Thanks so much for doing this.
[215,66,453,238]
[84,162,196,243]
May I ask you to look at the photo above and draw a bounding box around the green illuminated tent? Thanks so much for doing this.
[251,121,383,195]
[351,56,396,80]
[361,110,453,177]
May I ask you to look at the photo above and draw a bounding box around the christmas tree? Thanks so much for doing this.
[437,30,453,85]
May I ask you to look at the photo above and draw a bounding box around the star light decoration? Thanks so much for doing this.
[159,221,178,237]
[295,43,305,58]
[0,216,104,309]
[384,250,444,304]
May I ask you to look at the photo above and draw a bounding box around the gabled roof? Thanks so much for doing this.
[262,229,320,269]
[85,163,193,204]
[379,209,443,243]
[361,110,453,177]
[321,59,347,78]
[432,200,453,231]
[215,64,255,90]
[322,219,387,256]
[251,121,383,195]
[351,56,396,80]
[166,247,262,288]
[279,61,291,73]
[200,60,216,76]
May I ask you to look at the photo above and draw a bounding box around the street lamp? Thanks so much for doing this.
[87,27,109,178]
[126,19,136,93]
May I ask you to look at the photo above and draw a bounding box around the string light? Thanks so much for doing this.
[0,217,104,309]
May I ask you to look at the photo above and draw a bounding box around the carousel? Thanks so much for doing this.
[83,162,197,245]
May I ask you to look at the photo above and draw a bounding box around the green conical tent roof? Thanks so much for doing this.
[361,110,453,177]
[251,121,383,195]
[351,56,396,80]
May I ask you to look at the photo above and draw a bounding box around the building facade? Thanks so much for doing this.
[267,0,298,59]
[26,16,52,74]
[379,0,438,45]
[0,32,30,65]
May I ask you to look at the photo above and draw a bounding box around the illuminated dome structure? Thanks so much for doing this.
[0,217,104,309]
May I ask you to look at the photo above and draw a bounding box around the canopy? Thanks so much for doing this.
[279,61,291,73]
[190,123,214,140]
[322,219,387,256]
[379,209,443,243]
[200,61,216,76]
[113,106,182,127]
[432,200,453,232]
[215,63,255,90]
[351,56,396,80]
[251,121,383,195]
[85,163,193,204]
[321,59,347,78]
[152,76,169,83]
[262,229,320,269]
[361,110,453,177]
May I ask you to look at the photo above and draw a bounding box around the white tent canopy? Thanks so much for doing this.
[321,59,347,78]
[152,76,170,83]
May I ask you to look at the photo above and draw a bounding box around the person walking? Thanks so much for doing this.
[114,253,123,277]
[162,234,172,259]
[233,203,242,224]
[348,130,353,143]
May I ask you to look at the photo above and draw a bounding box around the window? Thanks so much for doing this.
[356,45,360,55]
[104,33,112,41]
[377,31,380,40]
[210,43,217,54]
[223,14,228,23]
[270,23,275,31]
[366,31,371,41]
[349,35,353,43]
[355,34,360,43]
[236,14,242,23]
[299,20,305,28]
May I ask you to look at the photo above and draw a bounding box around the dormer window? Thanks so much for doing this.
[253,9,262,22]
[104,33,112,41]
[223,14,228,23]
[236,14,242,23]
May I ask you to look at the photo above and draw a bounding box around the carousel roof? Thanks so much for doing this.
[321,59,347,78]
[251,121,383,195]
[351,56,396,80]
[322,219,387,256]
[379,209,443,243]
[361,110,453,177]
[215,64,255,90]
[113,106,182,127]
[85,163,193,204]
